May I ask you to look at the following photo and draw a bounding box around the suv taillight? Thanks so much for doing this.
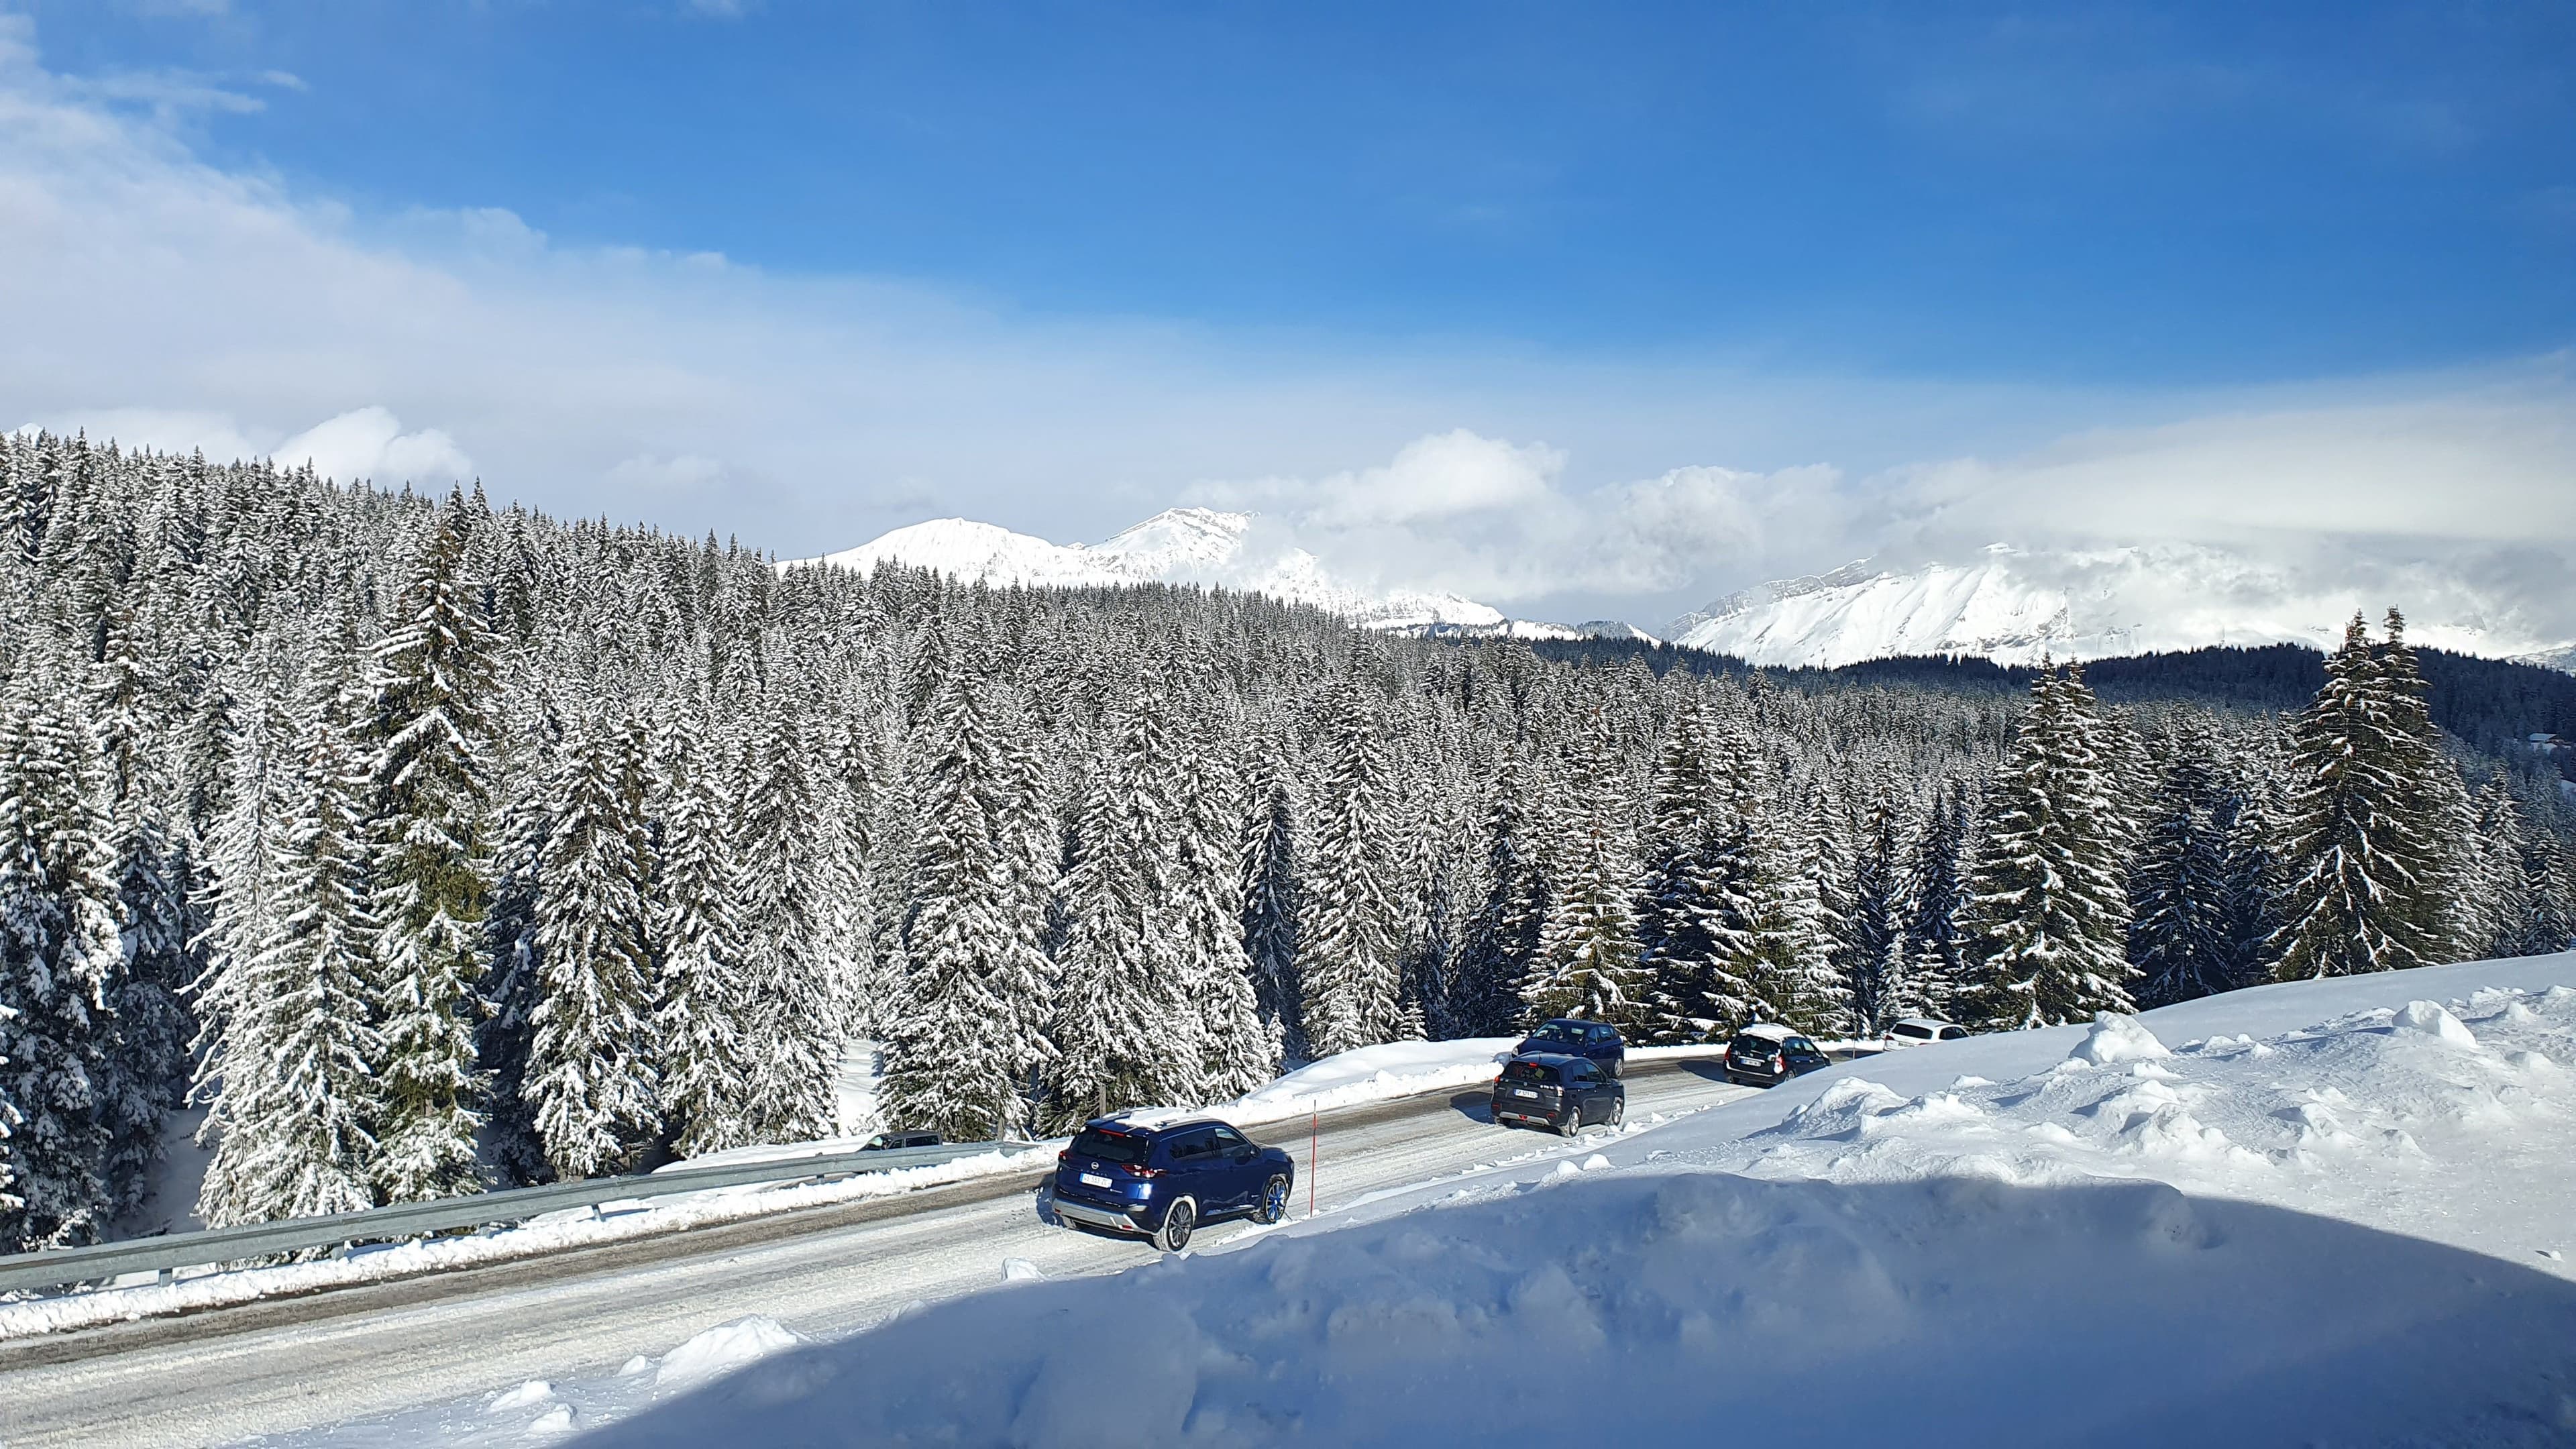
[1121,1163,1164,1179]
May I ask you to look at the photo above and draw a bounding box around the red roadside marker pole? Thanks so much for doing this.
[1308,1106,1319,1219]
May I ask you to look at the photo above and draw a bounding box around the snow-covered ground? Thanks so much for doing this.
[588,953,2576,1448]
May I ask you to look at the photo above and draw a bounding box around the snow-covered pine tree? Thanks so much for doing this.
[0,659,127,1248]
[1237,740,1303,1055]
[476,681,558,1187]
[2519,826,2576,956]
[985,684,1062,1128]
[2465,779,2533,959]
[362,496,500,1200]
[92,609,195,1214]
[1522,710,1648,1028]
[524,724,661,1179]
[652,703,760,1157]
[1453,747,1549,1038]
[1788,777,1860,1036]
[2128,726,2237,1007]
[194,669,382,1226]
[189,643,303,1119]
[731,704,845,1144]
[2269,612,2460,979]
[1957,666,2137,1029]
[1046,688,1195,1123]
[1299,677,1403,1057]
[1842,799,1907,1034]
[2210,783,2281,988]
[1688,722,1779,1034]
[1899,782,1973,1019]
[1632,698,1733,1041]
[1176,709,1277,1100]
[883,674,1034,1141]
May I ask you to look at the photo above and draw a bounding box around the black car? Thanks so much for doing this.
[861,1130,942,1151]
[1490,1053,1625,1136]
[1723,1026,1830,1087]
[1046,1118,1296,1252]
[1513,1018,1626,1077]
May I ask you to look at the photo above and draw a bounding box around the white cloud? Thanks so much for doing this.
[272,407,473,488]
[1192,437,1852,604]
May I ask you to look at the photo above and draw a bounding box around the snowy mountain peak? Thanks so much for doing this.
[792,510,1505,632]
[1668,545,2574,671]
[1087,507,1257,574]
[806,518,1125,591]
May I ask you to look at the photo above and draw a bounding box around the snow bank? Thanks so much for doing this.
[1214,1038,1515,1126]
[653,1317,804,1391]
[0,1144,1055,1341]
[592,953,2576,1448]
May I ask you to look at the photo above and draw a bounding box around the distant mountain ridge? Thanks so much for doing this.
[798,516,2571,676]
[1666,544,2575,674]
[796,508,1514,632]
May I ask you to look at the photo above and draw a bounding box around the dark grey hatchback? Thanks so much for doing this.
[1489,1052,1625,1136]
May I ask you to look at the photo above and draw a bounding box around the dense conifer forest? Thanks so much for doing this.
[1,430,2570,1248]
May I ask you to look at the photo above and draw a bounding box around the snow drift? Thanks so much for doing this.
[586,954,2576,1448]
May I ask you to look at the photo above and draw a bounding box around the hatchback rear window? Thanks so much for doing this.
[1070,1129,1151,1165]
[1502,1061,1561,1084]
[1891,1023,1933,1040]
[1524,1025,1582,1047]
[1729,1035,1781,1054]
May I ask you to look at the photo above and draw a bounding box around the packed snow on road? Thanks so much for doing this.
[548,955,2576,1448]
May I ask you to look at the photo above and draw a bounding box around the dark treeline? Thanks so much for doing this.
[0,429,2570,1250]
[1531,638,2576,761]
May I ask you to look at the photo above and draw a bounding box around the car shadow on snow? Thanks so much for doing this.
[1447,1090,1497,1125]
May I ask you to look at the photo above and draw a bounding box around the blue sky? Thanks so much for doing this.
[3,2,2572,629]
[43,2,2575,380]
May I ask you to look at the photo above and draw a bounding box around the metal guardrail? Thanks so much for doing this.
[0,1138,1040,1297]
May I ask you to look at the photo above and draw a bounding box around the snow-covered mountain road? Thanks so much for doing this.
[0,1062,1758,1448]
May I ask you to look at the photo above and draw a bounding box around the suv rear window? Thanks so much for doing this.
[1524,1024,1582,1047]
[1070,1129,1151,1165]
[1502,1060,1561,1084]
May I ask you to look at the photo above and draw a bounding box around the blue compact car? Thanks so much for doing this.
[1048,1118,1297,1252]
[1514,1017,1626,1077]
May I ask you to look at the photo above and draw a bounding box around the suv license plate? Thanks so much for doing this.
[1509,1088,1536,1098]
[1079,1172,1114,1189]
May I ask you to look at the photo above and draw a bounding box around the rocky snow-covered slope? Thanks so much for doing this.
[1669,545,2573,670]
[796,508,1505,633]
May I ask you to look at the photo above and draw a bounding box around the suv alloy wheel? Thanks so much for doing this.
[1254,1174,1289,1225]
[1155,1197,1197,1252]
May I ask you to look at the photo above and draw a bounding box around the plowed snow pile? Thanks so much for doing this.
[591,956,2576,1448]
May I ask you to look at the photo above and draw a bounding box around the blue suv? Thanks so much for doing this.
[1048,1118,1297,1252]
[1515,1018,1625,1077]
